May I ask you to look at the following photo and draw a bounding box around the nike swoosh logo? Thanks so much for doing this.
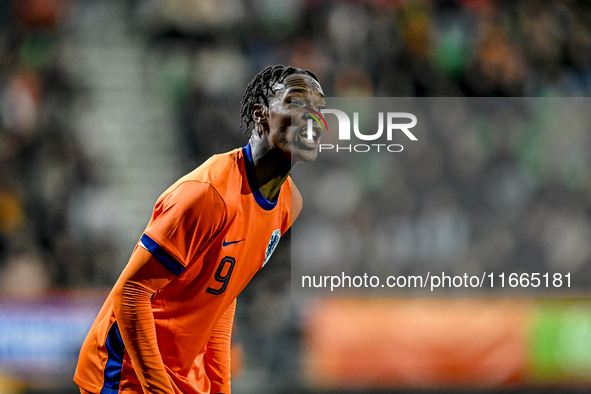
[223,238,245,247]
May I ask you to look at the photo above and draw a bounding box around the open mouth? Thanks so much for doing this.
[297,122,322,149]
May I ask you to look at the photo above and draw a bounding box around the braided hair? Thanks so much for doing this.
[239,65,319,135]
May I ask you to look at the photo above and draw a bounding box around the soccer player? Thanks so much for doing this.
[74,65,325,394]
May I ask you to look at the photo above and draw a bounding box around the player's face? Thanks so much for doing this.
[265,74,325,163]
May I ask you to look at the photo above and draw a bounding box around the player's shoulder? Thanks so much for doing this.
[286,176,302,207]
[280,176,303,226]
[158,148,243,205]
[184,148,242,184]
[154,179,225,217]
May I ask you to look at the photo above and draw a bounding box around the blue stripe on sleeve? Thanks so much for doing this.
[140,233,185,276]
[101,322,124,394]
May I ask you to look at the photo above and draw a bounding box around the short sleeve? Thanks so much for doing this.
[141,181,226,276]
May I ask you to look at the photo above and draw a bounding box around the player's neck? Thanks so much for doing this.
[248,140,295,200]
[259,173,289,202]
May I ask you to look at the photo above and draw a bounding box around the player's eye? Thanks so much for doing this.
[290,99,303,107]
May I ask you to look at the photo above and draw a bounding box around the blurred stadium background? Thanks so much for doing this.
[1,0,591,393]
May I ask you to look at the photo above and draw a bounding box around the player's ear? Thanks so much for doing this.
[252,103,268,134]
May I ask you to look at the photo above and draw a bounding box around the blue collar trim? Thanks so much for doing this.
[243,143,278,211]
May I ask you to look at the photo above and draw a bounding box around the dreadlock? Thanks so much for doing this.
[240,65,319,135]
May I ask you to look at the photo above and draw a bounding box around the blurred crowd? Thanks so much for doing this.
[0,0,101,293]
[1,0,591,389]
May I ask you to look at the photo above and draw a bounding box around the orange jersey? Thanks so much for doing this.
[75,144,302,393]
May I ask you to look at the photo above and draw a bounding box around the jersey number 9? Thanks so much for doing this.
[206,256,235,295]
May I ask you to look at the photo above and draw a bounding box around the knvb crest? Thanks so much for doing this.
[263,229,281,267]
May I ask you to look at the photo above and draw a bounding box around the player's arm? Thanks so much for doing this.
[113,181,226,393]
[111,246,176,394]
[204,299,236,394]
